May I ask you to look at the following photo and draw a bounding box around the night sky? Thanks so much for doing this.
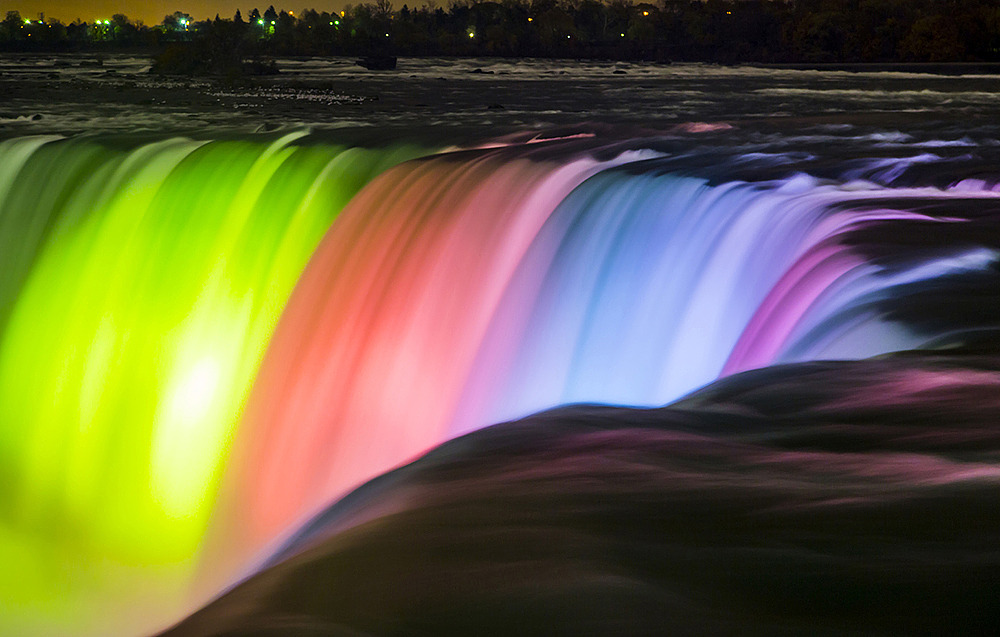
[10,1,329,26]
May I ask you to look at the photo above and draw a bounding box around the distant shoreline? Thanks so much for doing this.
[752,62,1000,76]
[6,52,1000,78]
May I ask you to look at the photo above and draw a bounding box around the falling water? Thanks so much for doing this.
[0,131,998,636]
[0,133,427,636]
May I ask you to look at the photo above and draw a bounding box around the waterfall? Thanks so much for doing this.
[0,132,997,636]
[231,151,999,557]
[0,133,426,636]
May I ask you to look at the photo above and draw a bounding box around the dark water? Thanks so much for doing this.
[5,54,1000,138]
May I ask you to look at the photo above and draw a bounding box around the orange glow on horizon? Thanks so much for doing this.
[3,2,353,26]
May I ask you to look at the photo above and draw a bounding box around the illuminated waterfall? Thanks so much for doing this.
[229,158,998,558]
[0,133,427,636]
[0,132,997,636]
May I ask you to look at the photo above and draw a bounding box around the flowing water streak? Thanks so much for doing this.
[227,145,656,553]
[454,170,1000,432]
[0,134,427,636]
[231,147,1000,563]
[1,132,999,637]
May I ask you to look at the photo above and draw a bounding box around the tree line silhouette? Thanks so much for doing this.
[2,0,998,69]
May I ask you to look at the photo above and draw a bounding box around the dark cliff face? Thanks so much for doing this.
[161,353,1000,637]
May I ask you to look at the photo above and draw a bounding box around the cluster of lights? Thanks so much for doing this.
[21,18,52,30]
[94,19,111,25]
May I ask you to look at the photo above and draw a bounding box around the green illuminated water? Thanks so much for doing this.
[0,133,426,636]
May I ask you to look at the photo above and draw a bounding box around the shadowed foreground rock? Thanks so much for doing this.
[161,354,1000,637]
